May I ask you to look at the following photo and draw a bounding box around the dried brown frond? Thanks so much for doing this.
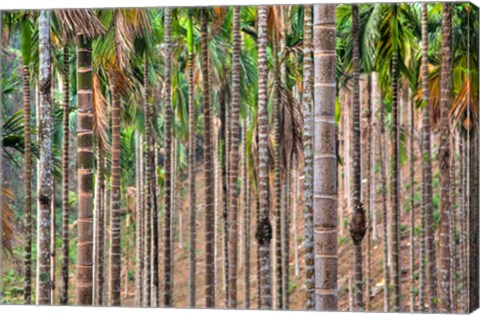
[114,9,150,70]
[2,187,15,256]
[54,9,106,45]
[93,72,111,153]
[267,6,281,46]
[449,77,479,132]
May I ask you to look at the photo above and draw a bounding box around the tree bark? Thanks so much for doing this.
[302,5,315,310]
[421,4,438,312]
[163,7,173,307]
[200,10,216,308]
[313,4,338,311]
[37,10,52,305]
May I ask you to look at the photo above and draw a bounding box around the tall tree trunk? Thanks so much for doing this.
[109,70,121,306]
[201,10,216,308]
[379,90,390,312]
[94,140,105,306]
[450,134,457,311]
[469,129,479,312]
[313,4,338,311]
[421,4,437,312]
[273,32,283,311]
[458,132,466,313]
[76,34,95,306]
[438,5,453,312]
[370,73,378,241]
[187,14,196,308]
[50,179,56,304]
[163,7,173,307]
[409,90,415,312]
[227,6,241,309]
[360,74,371,311]
[37,10,52,305]
[135,132,144,306]
[281,170,290,309]
[255,6,273,309]
[242,118,250,309]
[142,58,152,307]
[391,6,401,310]
[302,5,315,310]
[220,88,229,306]
[349,5,366,311]
[23,64,33,305]
[60,46,70,306]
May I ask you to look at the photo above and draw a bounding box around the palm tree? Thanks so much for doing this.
[20,14,33,305]
[201,9,216,308]
[302,5,315,310]
[255,5,272,310]
[438,3,452,312]
[135,131,144,306]
[313,4,337,311]
[349,4,366,311]
[37,10,52,305]
[163,7,173,307]
[186,11,197,309]
[390,4,401,311]
[75,33,95,306]
[420,4,437,311]
[60,45,70,306]
[227,6,241,309]
[273,14,283,311]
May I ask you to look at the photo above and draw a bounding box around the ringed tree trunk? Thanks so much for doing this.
[143,57,152,307]
[109,69,121,306]
[255,6,273,310]
[227,6,241,309]
[421,3,437,312]
[313,4,338,311]
[187,12,197,308]
[163,7,173,307]
[201,10,216,308]
[409,91,415,313]
[76,34,95,306]
[302,5,315,310]
[438,3,452,312]
[135,132,144,306]
[273,32,283,311]
[23,64,33,305]
[390,6,401,310]
[349,5,366,311]
[94,139,105,306]
[242,117,251,309]
[37,10,53,305]
[60,46,70,306]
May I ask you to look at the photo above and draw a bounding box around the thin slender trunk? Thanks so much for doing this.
[360,74,371,311]
[109,70,121,306]
[349,5,366,311]
[281,170,290,309]
[458,133,466,313]
[60,46,70,306]
[242,118,250,309]
[450,134,457,311]
[135,132,144,306]
[370,73,378,241]
[391,7,401,309]
[313,4,338,311]
[201,10,216,308]
[163,7,173,307]
[187,23,196,307]
[292,165,300,279]
[37,11,52,305]
[302,5,315,310]
[227,6,241,309]
[94,140,105,306]
[50,179,56,304]
[468,129,479,312]
[23,64,33,304]
[273,34,283,311]
[421,4,437,312]
[409,91,415,313]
